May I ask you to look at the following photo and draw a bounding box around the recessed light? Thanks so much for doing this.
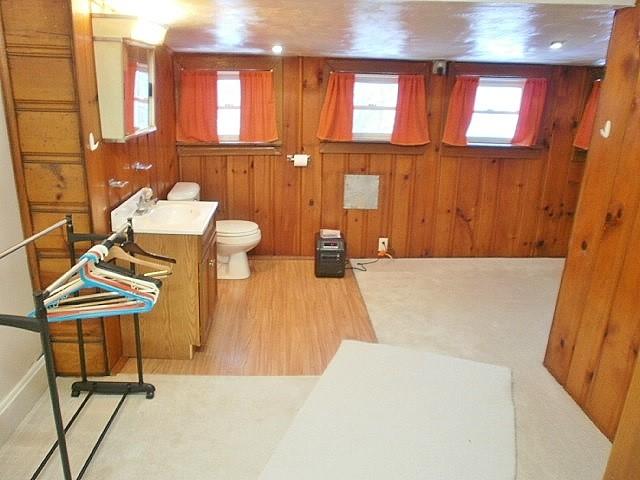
[271,44,283,55]
[549,41,564,50]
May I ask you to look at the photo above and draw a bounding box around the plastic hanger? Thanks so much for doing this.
[104,245,173,278]
[38,245,160,322]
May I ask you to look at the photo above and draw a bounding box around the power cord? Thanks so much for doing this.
[346,253,393,272]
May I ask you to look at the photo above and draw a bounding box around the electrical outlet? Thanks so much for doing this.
[378,237,389,253]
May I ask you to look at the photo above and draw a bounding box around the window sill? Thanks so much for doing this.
[320,141,427,155]
[177,143,282,157]
[441,143,544,159]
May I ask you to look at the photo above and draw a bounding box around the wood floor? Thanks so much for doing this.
[120,259,377,375]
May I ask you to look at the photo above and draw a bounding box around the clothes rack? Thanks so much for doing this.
[0,215,163,480]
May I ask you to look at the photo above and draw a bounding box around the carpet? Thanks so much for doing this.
[351,257,611,480]
[260,340,516,480]
[0,376,316,479]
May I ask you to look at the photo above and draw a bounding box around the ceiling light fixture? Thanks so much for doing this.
[272,44,283,55]
[549,41,564,50]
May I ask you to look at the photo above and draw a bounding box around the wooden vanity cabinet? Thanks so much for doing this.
[120,216,217,360]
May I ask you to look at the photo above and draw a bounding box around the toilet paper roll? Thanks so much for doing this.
[293,154,309,167]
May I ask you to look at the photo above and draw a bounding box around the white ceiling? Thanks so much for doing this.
[98,0,628,65]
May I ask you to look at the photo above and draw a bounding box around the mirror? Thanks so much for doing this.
[124,42,156,137]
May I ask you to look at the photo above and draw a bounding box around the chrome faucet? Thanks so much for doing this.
[135,187,157,215]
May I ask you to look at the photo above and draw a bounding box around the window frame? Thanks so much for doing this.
[216,70,242,143]
[352,73,399,142]
[466,76,526,146]
[174,55,283,154]
[446,62,553,152]
[318,59,429,153]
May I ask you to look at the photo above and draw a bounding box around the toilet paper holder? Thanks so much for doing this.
[286,153,311,166]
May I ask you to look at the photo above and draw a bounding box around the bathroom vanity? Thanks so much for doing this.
[112,193,218,359]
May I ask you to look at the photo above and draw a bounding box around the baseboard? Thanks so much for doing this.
[0,356,47,447]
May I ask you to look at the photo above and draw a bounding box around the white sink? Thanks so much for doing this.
[111,191,218,235]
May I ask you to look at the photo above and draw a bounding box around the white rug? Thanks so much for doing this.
[351,258,611,480]
[260,340,515,480]
[0,375,316,480]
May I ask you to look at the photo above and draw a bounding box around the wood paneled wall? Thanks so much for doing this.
[177,56,596,258]
[604,356,640,479]
[0,0,177,374]
[0,0,111,374]
[545,6,640,442]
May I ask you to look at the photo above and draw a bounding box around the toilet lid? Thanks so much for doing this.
[217,220,259,237]
[167,182,200,201]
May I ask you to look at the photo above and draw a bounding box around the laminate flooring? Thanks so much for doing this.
[121,258,377,375]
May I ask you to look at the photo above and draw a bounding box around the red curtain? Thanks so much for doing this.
[391,75,430,146]
[317,72,355,141]
[512,78,548,146]
[124,60,137,135]
[239,71,278,143]
[442,76,479,146]
[176,70,218,142]
[573,80,602,150]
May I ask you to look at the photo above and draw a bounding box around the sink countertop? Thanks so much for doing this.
[111,191,218,235]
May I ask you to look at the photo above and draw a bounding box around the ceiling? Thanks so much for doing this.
[96,0,628,65]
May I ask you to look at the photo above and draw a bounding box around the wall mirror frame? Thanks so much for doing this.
[93,14,157,142]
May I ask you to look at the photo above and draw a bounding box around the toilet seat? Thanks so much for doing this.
[217,220,259,237]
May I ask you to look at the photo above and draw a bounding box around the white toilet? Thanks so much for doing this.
[167,182,261,280]
[215,220,261,279]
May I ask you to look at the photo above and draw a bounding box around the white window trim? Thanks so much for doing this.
[217,70,241,142]
[352,73,399,142]
[466,76,526,146]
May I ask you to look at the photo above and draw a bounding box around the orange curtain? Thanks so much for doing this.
[512,78,548,146]
[391,75,430,146]
[239,71,278,143]
[124,60,137,135]
[573,80,602,150]
[176,70,218,142]
[317,72,355,141]
[442,76,479,146]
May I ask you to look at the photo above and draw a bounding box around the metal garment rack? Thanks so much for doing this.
[0,216,156,480]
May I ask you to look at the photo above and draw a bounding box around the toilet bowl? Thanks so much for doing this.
[216,220,261,280]
[167,182,261,280]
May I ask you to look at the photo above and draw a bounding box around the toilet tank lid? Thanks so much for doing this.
[217,220,259,236]
[168,182,200,200]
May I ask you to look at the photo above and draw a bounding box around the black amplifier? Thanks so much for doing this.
[315,233,346,278]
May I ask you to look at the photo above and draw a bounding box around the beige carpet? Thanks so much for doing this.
[0,376,316,479]
[0,258,611,479]
[352,257,611,480]
[261,341,516,480]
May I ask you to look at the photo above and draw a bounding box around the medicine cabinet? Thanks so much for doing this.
[93,15,157,142]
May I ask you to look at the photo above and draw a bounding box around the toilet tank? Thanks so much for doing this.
[167,182,200,201]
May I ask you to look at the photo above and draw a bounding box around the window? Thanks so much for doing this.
[217,71,241,142]
[352,74,398,141]
[466,77,525,145]
[133,65,150,130]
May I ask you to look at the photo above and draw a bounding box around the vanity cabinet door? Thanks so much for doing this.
[198,235,217,345]
[207,236,218,333]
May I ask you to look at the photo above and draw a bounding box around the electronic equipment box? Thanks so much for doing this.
[315,233,346,278]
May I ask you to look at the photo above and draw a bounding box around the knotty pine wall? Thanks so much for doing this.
[0,0,177,374]
[176,56,598,258]
[545,6,640,442]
